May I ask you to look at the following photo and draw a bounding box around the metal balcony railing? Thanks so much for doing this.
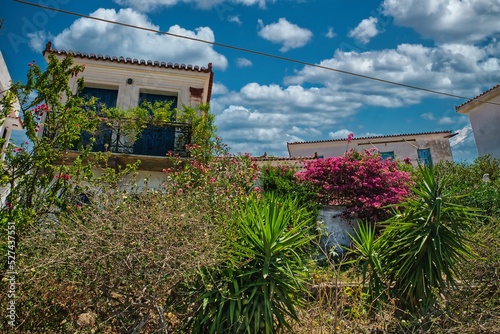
[81,120,192,157]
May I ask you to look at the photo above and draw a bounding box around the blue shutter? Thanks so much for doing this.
[417,148,433,167]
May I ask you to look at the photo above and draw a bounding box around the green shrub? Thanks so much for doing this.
[378,165,483,313]
[189,194,314,333]
[434,155,500,219]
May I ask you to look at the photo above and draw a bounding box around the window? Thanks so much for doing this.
[417,148,432,167]
[380,151,395,160]
[80,87,118,152]
[134,92,179,156]
[139,92,177,109]
[81,87,118,110]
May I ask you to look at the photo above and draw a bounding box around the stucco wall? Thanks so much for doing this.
[288,133,454,165]
[67,58,211,109]
[468,94,500,158]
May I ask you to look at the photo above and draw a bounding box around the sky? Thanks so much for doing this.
[1,0,499,162]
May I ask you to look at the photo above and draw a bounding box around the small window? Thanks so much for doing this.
[380,151,395,160]
[139,92,177,110]
[81,87,118,109]
[417,148,433,167]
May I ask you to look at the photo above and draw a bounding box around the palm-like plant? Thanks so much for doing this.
[349,222,386,308]
[378,165,483,312]
[189,194,314,333]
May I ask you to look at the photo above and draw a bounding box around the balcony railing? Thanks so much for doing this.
[81,120,192,157]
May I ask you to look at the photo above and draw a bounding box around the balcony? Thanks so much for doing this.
[57,119,192,171]
[83,120,191,157]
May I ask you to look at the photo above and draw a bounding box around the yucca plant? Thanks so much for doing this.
[378,165,484,313]
[349,222,387,309]
[189,194,314,333]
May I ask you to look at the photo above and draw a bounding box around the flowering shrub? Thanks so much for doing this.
[295,149,413,222]
[163,138,260,210]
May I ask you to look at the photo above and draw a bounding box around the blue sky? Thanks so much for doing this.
[2,0,499,162]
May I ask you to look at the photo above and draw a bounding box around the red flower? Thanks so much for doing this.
[347,132,354,143]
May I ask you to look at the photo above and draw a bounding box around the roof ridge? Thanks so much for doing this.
[43,41,213,74]
[287,130,453,145]
[455,84,500,110]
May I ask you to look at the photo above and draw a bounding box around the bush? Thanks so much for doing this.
[374,166,483,313]
[295,149,413,222]
[0,187,236,333]
[188,194,314,333]
[434,155,500,219]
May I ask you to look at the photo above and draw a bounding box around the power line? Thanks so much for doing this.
[12,0,500,106]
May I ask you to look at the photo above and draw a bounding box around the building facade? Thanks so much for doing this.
[455,85,500,159]
[1,50,24,203]
[287,131,456,166]
[43,42,214,189]
[0,51,24,155]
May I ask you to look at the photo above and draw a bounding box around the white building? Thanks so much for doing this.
[287,131,456,166]
[1,50,24,204]
[43,42,214,188]
[455,85,500,159]
[0,51,24,155]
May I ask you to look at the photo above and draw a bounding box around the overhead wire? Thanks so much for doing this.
[11,0,500,106]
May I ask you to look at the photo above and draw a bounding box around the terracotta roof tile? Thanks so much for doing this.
[455,84,500,110]
[43,41,213,74]
[251,156,318,161]
[287,131,453,145]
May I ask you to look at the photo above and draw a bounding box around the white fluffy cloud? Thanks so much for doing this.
[212,83,364,155]
[43,8,228,70]
[383,0,500,43]
[236,57,253,67]
[326,27,336,38]
[113,0,269,11]
[213,38,498,157]
[286,42,500,102]
[257,18,313,52]
[348,17,379,44]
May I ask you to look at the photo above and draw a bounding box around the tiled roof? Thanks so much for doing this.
[251,156,318,161]
[43,41,213,74]
[287,130,453,145]
[455,84,500,110]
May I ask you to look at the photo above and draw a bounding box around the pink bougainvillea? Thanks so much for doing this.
[295,149,413,222]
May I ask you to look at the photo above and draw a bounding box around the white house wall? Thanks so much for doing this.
[68,58,211,109]
[467,94,500,158]
[288,133,454,165]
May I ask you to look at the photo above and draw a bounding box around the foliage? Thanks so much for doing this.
[260,164,319,214]
[348,222,386,309]
[189,194,314,333]
[0,55,108,262]
[376,165,483,313]
[434,155,500,219]
[295,149,413,222]
[177,103,217,155]
[164,138,260,206]
[0,186,237,333]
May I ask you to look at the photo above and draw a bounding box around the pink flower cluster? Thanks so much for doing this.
[295,149,413,222]
[33,104,49,116]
